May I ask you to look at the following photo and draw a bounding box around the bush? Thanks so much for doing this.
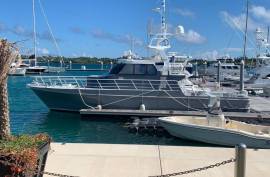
[0,134,50,177]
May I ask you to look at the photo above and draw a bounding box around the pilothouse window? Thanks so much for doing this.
[147,65,157,75]
[119,64,134,74]
[134,64,147,75]
[110,64,124,74]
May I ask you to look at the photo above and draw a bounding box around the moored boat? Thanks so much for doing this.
[159,113,270,149]
[159,96,270,148]
[28,0,250,114]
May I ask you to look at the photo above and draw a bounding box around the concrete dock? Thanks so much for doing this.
[250,96,270,113]
[44,143,270,177]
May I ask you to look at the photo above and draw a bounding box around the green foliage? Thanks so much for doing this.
[21,55,116,64]
[0,134,49,153]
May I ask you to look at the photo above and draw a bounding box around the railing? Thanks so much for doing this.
[30,76,248,98]
[31,76,182,91]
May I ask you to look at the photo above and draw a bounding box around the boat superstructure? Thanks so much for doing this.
[203,57,245,81]
[246,28,270,88]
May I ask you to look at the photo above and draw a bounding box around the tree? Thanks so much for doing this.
[0,39,17,139]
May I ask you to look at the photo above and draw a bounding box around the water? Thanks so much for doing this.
[8,64,205,146]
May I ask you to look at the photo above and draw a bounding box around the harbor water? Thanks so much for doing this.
[8,64,205,146]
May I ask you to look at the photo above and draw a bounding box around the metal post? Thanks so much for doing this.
[234,144,246,177]
[217,61,221,86]
[240,60,245,91]
[110,61,113,70]
[194,62,198,77]
[69,60,72,70]
[204,61,207,75]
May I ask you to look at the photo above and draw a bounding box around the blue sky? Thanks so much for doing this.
[1,0,270,59]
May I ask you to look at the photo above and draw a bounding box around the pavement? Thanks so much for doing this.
[44,143,270,177]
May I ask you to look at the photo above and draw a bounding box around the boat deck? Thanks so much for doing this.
[44,143,270,177]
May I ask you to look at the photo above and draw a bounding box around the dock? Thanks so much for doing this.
[80,109,270,120]
[80,96,270,123]
[250,96,270,113]
[44,143,270,177]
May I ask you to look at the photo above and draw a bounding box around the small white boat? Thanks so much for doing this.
[8,67,26,76]
[159,113,270,148]
[26,66,47,74]
[8,61,26,76]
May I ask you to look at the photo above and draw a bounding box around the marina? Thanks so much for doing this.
[1,0,270,176]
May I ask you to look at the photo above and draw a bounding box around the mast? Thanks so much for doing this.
[32,0,37,66]
[243,0,248,61]
[161,0,167,35]
[240,0,249,92]
[267,26,270,43]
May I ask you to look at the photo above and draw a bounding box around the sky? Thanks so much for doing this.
[0,0,270,59]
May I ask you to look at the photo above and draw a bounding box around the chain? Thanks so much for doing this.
[149,158,236,177]
[1,154,235,177]
[43,171,79,177]
[0,158,79,177]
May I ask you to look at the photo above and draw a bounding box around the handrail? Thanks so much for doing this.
[29,76,248,98]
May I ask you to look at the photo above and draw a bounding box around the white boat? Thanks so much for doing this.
[8,55,26,76]
[159,115,270,148]
[159,96,270,149]
[204,57,248,81]
[25,66,47,74]
[8,67,26,76]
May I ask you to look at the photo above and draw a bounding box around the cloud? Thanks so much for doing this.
[10,25,32,38]
[37,47,50,55]
[223,47,253,53]
[91,29,143,46]
[251,5,270,22]
[0,23,62,42]
[220,11,260,32]
[173,8,195,18]
[224,47,243,52]
[69,27,86,35]
[176,29,206,44]
[196,50,220,60]
[69,27,143,47]
[0,22,7,32]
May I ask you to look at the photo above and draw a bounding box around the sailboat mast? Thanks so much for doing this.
[243,0,249,61]
[267,26,269,43]
[240,0,249,92]
[32,0,37,66]
[161,0,166,35]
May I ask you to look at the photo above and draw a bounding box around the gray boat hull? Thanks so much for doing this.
[30,86,250,113]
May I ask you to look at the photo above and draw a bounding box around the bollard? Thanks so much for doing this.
[234,143,246,177]
[240,60,245,92]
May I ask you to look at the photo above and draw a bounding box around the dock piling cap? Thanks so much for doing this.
[236,143,247,149]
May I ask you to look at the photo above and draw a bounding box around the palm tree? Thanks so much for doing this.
[0,39,16,139]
